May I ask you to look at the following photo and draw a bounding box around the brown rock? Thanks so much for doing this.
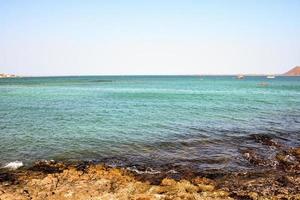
[0,161,299,200]
[160,178,176,186]
[284,66,300,76]
[291,147,300,159]
[193,177,214,185]
[197,184,215,192]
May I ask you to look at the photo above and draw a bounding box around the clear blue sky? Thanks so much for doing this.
[0,0,299,75]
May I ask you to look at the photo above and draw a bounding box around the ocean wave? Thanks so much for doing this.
[2,161,23,170]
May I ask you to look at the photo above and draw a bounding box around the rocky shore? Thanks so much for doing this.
[1,145,300,200]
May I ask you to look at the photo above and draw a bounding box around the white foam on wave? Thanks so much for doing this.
[126,166,161,175]
[2,161,24,170]
[166,169,178,174]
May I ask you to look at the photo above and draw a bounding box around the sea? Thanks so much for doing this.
[0,76,299,174]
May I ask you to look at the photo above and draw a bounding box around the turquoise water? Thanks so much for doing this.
[0,76,300,172]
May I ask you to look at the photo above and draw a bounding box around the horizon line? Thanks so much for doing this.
[2,73,292,78]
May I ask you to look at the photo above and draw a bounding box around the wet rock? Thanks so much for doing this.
[290,147,300,159]
[229,193,253,200]
[242,150,267,166]
[198,170,227,180]
[275,152,299,172]
[250,134,281,148]
[0,172,17,185]
[29,160,65,174]
[276,175,294,187]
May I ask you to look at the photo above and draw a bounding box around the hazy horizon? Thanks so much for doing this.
[1,73,296,77]
[1,0,300,76]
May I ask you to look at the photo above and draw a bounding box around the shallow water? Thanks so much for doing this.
[0,76,300,173]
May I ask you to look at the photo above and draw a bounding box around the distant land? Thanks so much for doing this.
[1,66,300,77]
[0,73,17,78]
[283,66,300,76]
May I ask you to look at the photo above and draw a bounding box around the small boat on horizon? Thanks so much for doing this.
[266,75,275,79]
[236,75,245,79]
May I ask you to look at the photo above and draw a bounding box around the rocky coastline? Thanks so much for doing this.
[1,145,300,200]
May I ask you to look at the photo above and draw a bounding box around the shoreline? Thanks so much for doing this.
[1,146,300,200]
[1,132,300,199]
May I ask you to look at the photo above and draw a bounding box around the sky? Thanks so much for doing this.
[0,0,300,76]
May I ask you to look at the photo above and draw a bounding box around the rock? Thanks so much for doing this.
[250,134,281,148]
[193,177,213,185]
[248,192,258,200]
[242,149,267,166]
[29,160,65,174]
[197,183,215,192]
[291,147,300,159]
[0,161,300,199]
[177,180,198,193]
[276,152,297,170]
[160,178,176,186]
[135,197,152,200]
[0,172,17,185]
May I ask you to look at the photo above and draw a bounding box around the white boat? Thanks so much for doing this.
[266,75,275,79]
[236,75,244,79]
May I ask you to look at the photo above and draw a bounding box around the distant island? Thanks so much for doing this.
[0,73,17,78]
[283,66,300,76]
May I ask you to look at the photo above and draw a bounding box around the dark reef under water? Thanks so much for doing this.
[1,132,300,199]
